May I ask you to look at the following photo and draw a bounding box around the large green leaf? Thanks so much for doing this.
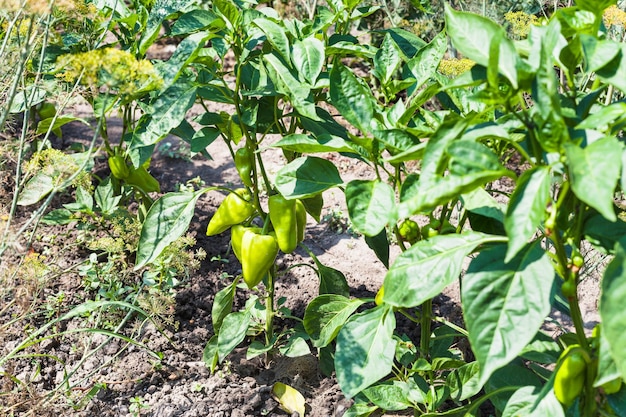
[399,141,512,217]
[138,0,187,55]
[130,78,197,153]
[565,136,623,222]
[447,361,482,402]
[253,17,291,63]
[335,305,397,398]
[212,281,237,333]
[292,37,325,85]
[384,232,505,308]
[362,381,413,411]
[170,9,224,36]
[462,243,554,386]
[159,32,211,89]
[217,311,251,361]
[274,156,343,199]
[600,242,626,382]
[406,30,447,92]
[373,34,402,85]
[17,173,54,206]
[504,167,551,262]
[264,53,318,120]
[502,386,564,417]
[330,63,377,134]
[271,133,354,154]
[135,189,207,269]
[303,294,365,348]
[444,5,518,88]
[345,180,396,237]
[576,0,616,14]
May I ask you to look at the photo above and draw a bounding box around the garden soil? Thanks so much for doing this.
[1,99,602,417]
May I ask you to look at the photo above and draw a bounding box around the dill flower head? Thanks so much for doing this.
[26,148,91,189]
[603,5,626,28]
[504,11,538,39]
[55,48,163,100]
[438,58,475,78]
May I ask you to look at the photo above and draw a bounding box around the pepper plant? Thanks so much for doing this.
[131,0,626,415]
[301,1,626,415]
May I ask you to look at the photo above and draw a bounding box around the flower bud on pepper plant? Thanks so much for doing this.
[207,189,255,236]
[269,194,298,253]
[554,345,587,407]
[241,229,278,288]
[234,146,254,187]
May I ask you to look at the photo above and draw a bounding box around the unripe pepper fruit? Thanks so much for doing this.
[295,199,307,244]
[554,345,587,406]
[398,219,420,244]
[241,229,278,288]
[269,194,298,253]
[126,165,160,193]
[234,146,254,187]
[108,155,130,180]
[231,224,262,261]
[207,189,255,236]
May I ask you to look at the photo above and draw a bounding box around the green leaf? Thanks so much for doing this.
[335,305,397,398]
[565,136,623,222]
[203,335,219,373]
[279,333,311,358]
[271,133,355,154]
[580,35,620,73]
[345,180,396,237]
[463,243,554,386]
[330,63,377,134]
[272,382,306,416]
[41,209,74,225]
[444,5,518,88]
[502,386,564,417]
[217,311,251,361]
[374,129,421,153]
[318,263,351,297]
[399,140,512,217]
[600,242,626,382]
[342,402,378,417]
[274,156,343,199]
[461,188,505,223]
[292,37,325,84]
[130,78,197,153]
[138,0,186,55]
[36,115,87,135]
[504,167,551,262]
[159,32,211,89]
[94,178,121,215]
[596,45,626,94]
[365,229,390,269]
[264,53,318,120]
[576,102,626,131]
[170,9,224,36]
[595,324,622,387]
[583,212,626,253]
[373,34,403,85]
[362,381,413,411]
[576,0,616,14]
[447,361,482,402]
[254,17,291,63]
[212,281,237,332]
[135,190,207,269]
[17,173,54,206]
[303,295,365,348]
[406,30,447,91]
[384,232,505,308]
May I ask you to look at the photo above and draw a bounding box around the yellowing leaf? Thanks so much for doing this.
[272,382,305,416]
